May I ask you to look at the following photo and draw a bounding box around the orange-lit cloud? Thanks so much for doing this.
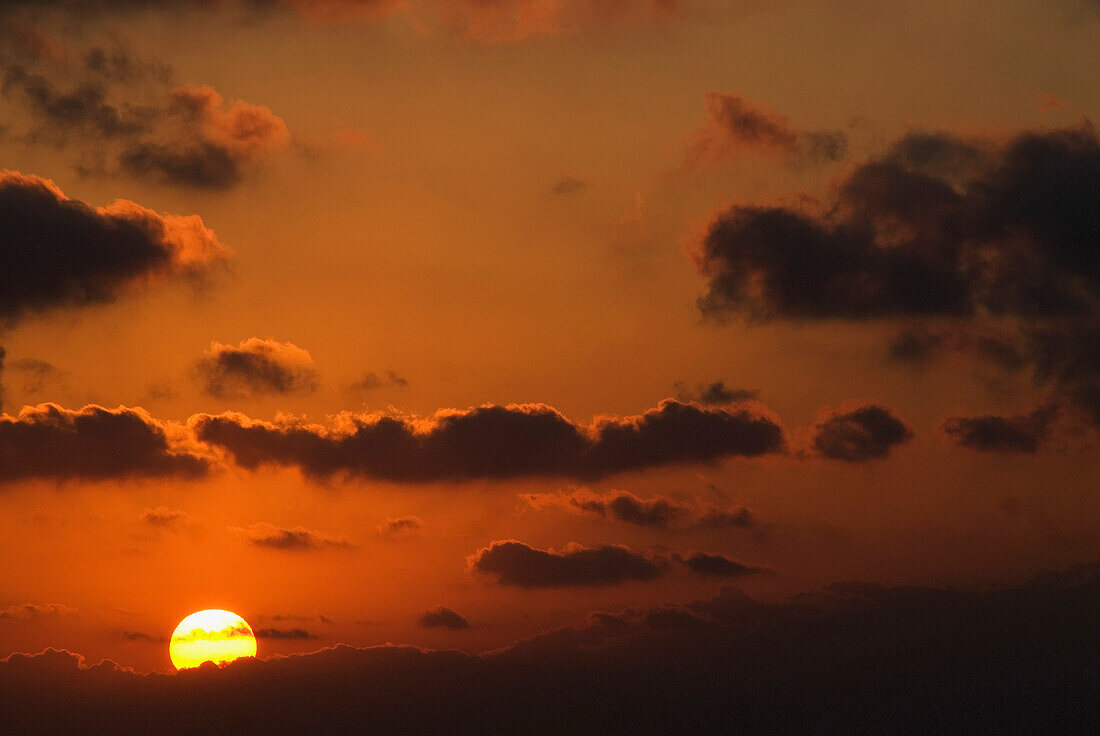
[231,522,353,551]
[196,338,320,399]
[521,488,756,530]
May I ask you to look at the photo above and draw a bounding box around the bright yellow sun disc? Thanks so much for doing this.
[169,609,257,670]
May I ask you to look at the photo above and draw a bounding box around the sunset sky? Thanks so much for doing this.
[0,1,1098,730]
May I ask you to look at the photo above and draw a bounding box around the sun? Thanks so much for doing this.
[169,609,257,671]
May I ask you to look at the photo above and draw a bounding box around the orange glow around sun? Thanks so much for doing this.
[169,609,257,670]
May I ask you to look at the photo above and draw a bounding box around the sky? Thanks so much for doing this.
[0,0,1098,731]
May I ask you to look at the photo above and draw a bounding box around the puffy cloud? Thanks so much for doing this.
[230,522,351,551]
[191,399,785,483]
[809,403,913,462]
[685,92,848,170]
[0,171,228,325]
[349,370,407,391]
[941,406,1058,453]
[196,338,320,399]
[521,488,756,530]
[5,566,1096,734]
[0,403,210,483]
[417,606,470,630]
[467,540,663,587]
[377,515,423,538]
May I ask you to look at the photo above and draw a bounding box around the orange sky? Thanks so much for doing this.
[0,0,1098,675]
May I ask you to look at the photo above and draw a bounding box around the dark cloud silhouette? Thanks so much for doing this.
[0,403,209,483]
[467,540,663,587]
[810,403,913,462]
[417,606,469,630]
[350,370,407,391]
[377,515,422,537]
[139,506,189,528]
[695,124,1100,321]
[673,380,758,405]
[0,32,291,189]
[674,551,760,577]
[196,338,319,399]
[192,399,785,483]
[0,171,228,325]
[551,177,587,194]
[231,523,351,551]
[254,628,319,640]
[941,406,1058,453]
[522,489,756,530]
[6,357,62,396]
[686,92,848,170]
[3,566,1096,734]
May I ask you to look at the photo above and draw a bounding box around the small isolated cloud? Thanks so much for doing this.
[673,552,762,578]
[350,370,407,391]
[684,92,848,171]
[0,603,77,620]
[7,358,63,396]
[231,523,352,551]
[467,540,663,587]
[673,380,759,405]
[0,403,210,484]
[378,516,423,538]
[121,630,165,642]
[809,403,913,462]
[139,506,189,529]
[941,406,1058,454]
[418,606,470,630]
[196,338,319,399]
[522,489,755,531]
[551,177,587,194]
[0,170,228,326]
[254,628,319,640]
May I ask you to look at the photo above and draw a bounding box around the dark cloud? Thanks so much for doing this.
[0,171,228,325]
[673,380,758,405]
[941,406,1058,453]
[0,602,76,619]
[810,403,913,462]
[377,515,422,537]
[685,92,848,170]
[674,551,760,577]
[7,357,62,396]
[695,124,1100,322]
[139,506,189,528]
[196,338,319,399]
[254,628,319,640]
[522,489,756,531]
[0,403,209,483]
[417,606,470,630]
[231,523,351,551]
[192,399,785,483]
[551,177,587,194]
[467,540,663,587]
[4,566,1096,734]
[120,630,161,642]
[0,33,290,189]
[350,370,407,391]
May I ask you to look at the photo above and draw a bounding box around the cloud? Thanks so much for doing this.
[673,380,758,405]
[521,489,756,530]
[467,540,663,587]
[196,339,320,399]
[139,506,190,528]
[941,406,1058,454]
[0,403,209,483]
[417,606,470,630]
[5,566,1095,733]
[231,522,352,551]
[551,177,587,194]
[0,170,228,325]
[350,370,407,391]
[0,603,77,619]
[0,35,291,189]
[809,403,913,462]
[6,357,63,396]
[377,515,423,538]
[254,628,319,640]
[684,92,848,170]
[673,551,761,577]
[191,398,785,483]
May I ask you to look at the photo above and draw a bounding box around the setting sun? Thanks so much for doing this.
[169,610,257,671]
